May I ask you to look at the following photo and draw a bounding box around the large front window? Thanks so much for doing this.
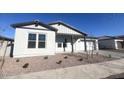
[38,34,46,48]
[28,33,36,48]
[28,33,46,48]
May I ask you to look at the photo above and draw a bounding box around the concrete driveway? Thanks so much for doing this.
[6,58,124,79]
[98,50,124,58]
[105,49,124,53]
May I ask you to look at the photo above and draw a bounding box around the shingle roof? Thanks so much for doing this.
[87,36,98,39]
[11,20,58,31]
[98,36,114,40]
[98,35,124,40]
[114,35,124,39]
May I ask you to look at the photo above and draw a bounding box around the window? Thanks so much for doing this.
[38,34,46,48]
[28,33,36,48]
[58,43,62,48]
[27,33,46,49]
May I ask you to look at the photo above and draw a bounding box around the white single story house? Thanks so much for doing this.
[11,20,98,58]
[98,35,124,49]
[0,35,14,57]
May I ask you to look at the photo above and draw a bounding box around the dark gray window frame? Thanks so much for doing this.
[28,33,36,48]
[58,42,62,48]
[38,34,46,48]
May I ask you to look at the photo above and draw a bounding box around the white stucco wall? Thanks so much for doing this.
[98,39,116,49]
[74,38,99,52]
[13,27,56,58]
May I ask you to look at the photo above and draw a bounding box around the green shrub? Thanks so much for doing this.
[44,56,48,59]
[64,56,68,59]
[56,60,62,64]
[22,63,29,68]
[108,54,112,58]
[16,59,20,62]
[78,58,83,61]
[96,52,99,56]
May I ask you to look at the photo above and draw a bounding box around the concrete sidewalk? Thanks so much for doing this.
[6,58,124,79]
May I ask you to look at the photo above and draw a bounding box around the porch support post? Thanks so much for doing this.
[84,35,87,52]
[71,35,74,53]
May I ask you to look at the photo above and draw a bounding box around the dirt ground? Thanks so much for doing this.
[0,53,116,77]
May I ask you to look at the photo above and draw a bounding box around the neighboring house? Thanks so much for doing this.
[0,35,14,57]
[98,35,124,49]
[11,20,98,58]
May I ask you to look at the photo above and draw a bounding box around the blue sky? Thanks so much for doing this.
[0,13,124,38]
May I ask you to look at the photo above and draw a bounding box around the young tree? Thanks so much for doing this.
[85,33,95,59]
[0,27,6,78]
[0,27,4,61]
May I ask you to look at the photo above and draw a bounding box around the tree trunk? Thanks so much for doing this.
[0,41,8,69]
[0,40,4,62]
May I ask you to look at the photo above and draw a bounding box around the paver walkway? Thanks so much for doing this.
[6,58,124,79]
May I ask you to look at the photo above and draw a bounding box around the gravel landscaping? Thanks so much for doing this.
[0,53,117,77]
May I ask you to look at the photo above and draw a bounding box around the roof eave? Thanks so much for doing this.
[11,21,58,31]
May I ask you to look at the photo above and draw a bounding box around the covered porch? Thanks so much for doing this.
[55,33,87,53]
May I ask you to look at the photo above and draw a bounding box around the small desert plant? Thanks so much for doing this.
[16,59,20,62]
[44,56,48,59]
[108,54,112,58]
[56,60,62,64]
[22,63,29,68]
[96,52,99,56]
[78,58,83,61]
[64,56,68,59]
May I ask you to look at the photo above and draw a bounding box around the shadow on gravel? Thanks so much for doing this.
[105,73,124,79]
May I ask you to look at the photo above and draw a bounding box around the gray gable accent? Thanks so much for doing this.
[49,21,87,36]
